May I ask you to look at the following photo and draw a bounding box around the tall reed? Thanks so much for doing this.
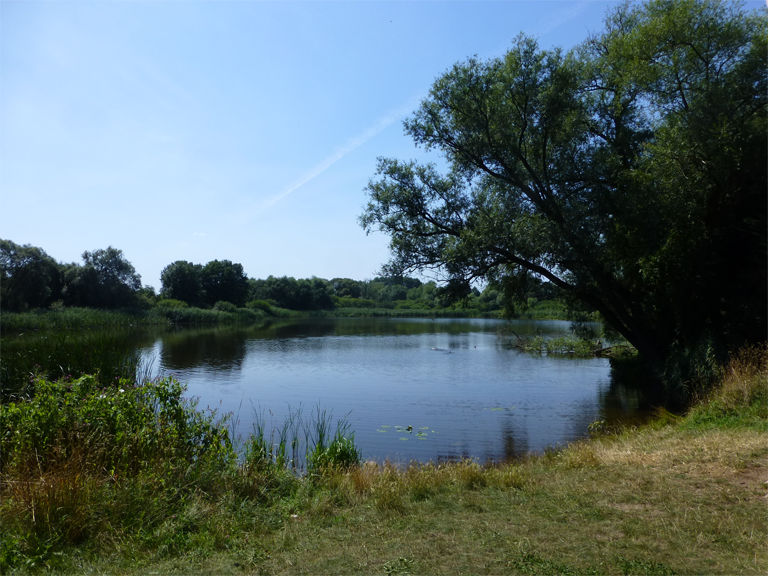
[0,331,148,401]
[243,404,361,474]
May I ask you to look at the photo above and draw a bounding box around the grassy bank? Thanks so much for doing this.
[1,348,765,575]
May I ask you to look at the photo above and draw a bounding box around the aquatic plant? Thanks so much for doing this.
[243,405,361,474]
[0,331,149,401]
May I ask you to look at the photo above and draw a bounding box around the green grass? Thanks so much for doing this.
[1,348,765,574]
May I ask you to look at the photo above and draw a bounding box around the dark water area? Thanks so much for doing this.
[130,317,660,463]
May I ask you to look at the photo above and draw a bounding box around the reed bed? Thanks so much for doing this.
[0,306,268,334]
[0,331,149,401]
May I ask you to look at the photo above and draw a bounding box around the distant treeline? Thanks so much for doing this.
[0,239,566,317]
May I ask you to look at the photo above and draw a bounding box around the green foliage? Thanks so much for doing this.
[243,406,361,475]
[0,375,235,566]
[0,239,61,312]
[500,326,600,357]
[149,305,264,324]
[683,346,768,430]
[332,296,379,309]
[0,331,146,400]
[156,298,189,309]
[200,260,249,308]
[307,430,361,474]
[250,276,334,311]
[0,307,150,332]
[0,375,233,476]
[246,299,276,313]
[361,0,767,387]
[160,260,204,306]
[213,300,238,313]
[63,247,142,309]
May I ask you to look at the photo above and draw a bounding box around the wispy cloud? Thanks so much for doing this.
[534,1,591,37]
[246,94,423,219]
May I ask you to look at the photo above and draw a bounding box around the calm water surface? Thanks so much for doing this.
[140,317,652,462]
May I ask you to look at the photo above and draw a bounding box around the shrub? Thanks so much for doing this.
[0,375,233,477]
[0,375,234,561]
[246,299,276,313]
[156,298,189,309]
[213,301,238,313]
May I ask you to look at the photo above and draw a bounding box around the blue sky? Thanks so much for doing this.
[3,1,760,289]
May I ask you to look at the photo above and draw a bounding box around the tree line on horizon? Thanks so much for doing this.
[0,239,559,315]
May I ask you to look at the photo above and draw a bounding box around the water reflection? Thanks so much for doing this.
[132,318,655,462]
[160,327,249,372]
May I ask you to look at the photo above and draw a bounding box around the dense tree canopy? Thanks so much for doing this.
[250,276,334,310]
[0,240,61,312]
[160,261,205,307]
[200,260,249,308]
[63,247,143,308]
[361,0,767,372]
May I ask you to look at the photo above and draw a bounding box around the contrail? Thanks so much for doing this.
[250,95,423,217]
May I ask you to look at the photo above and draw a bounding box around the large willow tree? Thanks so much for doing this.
[361,0,766,372]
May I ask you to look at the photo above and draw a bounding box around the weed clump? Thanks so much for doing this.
[242,405,361,475]
[0,375,233,568]
[684,345,768,429]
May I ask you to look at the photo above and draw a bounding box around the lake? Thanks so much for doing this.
[137,317,655,463]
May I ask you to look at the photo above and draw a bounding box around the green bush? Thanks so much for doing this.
[0,375,235,563]
[246,299,276,313]
[213,301,238,313]
[156,298,188,309]
[0,375,233,476]
[332,296,379,309]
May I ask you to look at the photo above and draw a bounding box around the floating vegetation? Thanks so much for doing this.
[382,423,437,440]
